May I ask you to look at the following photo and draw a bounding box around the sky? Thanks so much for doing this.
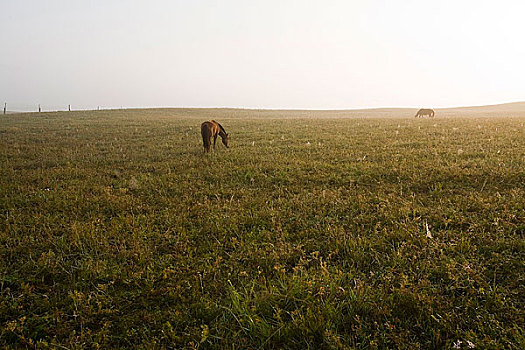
[1,0,524,111]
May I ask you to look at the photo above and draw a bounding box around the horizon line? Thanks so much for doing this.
[5,100,525,114]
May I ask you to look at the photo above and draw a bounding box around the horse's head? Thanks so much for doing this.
[221,133,229,148]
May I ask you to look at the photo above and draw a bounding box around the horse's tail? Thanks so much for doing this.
[201,123,210,151]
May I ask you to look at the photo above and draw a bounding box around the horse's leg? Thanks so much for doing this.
[213,134,218,149]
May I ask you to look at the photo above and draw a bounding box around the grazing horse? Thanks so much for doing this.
[415,108,435,118]
[201,120,229,153]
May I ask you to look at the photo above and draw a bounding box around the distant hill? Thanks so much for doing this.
[342,101,525,117]
[438,101,525,113]
[434,101,525,118]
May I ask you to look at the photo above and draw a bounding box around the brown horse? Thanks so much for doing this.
[201,120,229,153]
[415,108,435,118]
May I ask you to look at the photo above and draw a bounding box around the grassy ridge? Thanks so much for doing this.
[1,110,524,348]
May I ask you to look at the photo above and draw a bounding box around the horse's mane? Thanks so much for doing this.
[213,120,227,134]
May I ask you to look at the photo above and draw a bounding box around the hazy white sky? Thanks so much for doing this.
[1,0,524,110]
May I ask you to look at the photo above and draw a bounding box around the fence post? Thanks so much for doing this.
[3,102,6,115]
[39,104,41,113]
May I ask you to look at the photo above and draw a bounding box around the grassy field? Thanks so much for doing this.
[1,108,524,349]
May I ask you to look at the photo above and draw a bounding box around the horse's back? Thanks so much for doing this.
[417,108,434,114]
[201,121,212,131]
[201,121,219,136]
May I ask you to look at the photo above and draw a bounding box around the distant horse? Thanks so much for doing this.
[201,120,229,153]
[415,108,435,118]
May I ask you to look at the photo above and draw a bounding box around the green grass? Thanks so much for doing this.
[1,109,524,349]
